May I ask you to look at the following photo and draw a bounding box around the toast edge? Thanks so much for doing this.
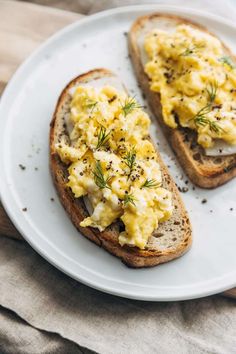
[49,68,192,268]
[128,13,236,188]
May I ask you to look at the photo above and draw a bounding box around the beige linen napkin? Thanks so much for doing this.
[1,1,236,353]
[0,306,86,354]
[1,236,236,354]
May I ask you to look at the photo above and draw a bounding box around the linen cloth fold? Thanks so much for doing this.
[0,306,88,354]
[1,237,236,354]
[1,0,236,353]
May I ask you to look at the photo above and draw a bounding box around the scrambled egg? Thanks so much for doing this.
[56,85,173,249]
[144,24,236,148]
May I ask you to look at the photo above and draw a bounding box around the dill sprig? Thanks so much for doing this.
[96,125,110,149]
[219,56,235,70]
[123,193,136,206]
[192,81,224,134]
[194,105,212,122]
[180,43,205,57]
[206,81,218,103]
[121,96,142,117]
[93,161,111,189]
[194,116,224,134]
[141,178,161,189]
[123,147,136,177]
[85,99,98,113]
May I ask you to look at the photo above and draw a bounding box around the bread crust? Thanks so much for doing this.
[128,13,236,188]
[49,68,192,267]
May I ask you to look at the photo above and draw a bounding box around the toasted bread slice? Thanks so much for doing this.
[50,68,192,268]
[128,14,236,188]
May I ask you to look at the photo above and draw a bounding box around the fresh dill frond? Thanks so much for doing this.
[180,43,205,57]
[141,178,161,189]
[208,120,225,134]
[123,147,136,177]
[192,81,224,134]
[206,81,218,103]
[121,96,142,117]
[219,56,235,70]
[85,99,98,113]
[194,115,210,127]
[96,125,110,149]
[93,161,111,189]
[193,104,212,121]
[192,102,212,128]
[123,193,136,206]
[194,116,224,134]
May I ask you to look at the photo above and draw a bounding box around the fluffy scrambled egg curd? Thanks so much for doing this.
[144,24,236,148]
[56,85,173,249]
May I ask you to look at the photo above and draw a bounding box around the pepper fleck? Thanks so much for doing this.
[178,186,188,193]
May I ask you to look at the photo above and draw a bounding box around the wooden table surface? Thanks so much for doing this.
[0,0,82,239]
[0,0,235,299]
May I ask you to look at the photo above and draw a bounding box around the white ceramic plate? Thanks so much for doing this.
[1,5,236,301]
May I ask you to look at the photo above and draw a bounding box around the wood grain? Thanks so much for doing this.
[0,0,81,239]
[0,0,235,298]
[0,0,81,237]
[0,0,82,94]
[17,0,93,14]
[0,0,82,236]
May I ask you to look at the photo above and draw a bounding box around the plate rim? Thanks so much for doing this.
[1,4,236,301]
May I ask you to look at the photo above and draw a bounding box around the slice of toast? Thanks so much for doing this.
[128,14,236,188]
[50,68,192,268]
